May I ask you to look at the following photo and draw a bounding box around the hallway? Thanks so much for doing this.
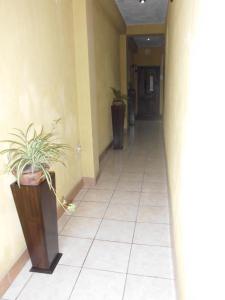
[3,122,176,300]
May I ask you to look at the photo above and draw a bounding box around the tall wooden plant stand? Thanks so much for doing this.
[111,102,125,149]
[10,173,62,274]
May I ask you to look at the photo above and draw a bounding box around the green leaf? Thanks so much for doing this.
[0,140,25,147]
[0,148,18,155]
[25,123,34,140]
[9,132,26,144]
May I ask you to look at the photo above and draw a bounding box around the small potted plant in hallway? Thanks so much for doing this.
[111,87,127,149]
[0,120,75,274]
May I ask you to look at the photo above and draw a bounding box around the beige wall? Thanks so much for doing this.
[91,0,124,154]
[120,35,128,127]
[164,0,225,299]
[73,0,99,179]
[134,47,163,66]
[127,23,166,36]
[0,0,81,281]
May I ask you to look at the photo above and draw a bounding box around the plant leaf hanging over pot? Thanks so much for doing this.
[0,119,75,213]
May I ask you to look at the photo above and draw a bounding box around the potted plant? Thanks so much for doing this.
[0,120,75,273]
[111,88,127,149]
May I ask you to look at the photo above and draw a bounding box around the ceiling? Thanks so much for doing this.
[133,35,165,48]
[115,0,168,25]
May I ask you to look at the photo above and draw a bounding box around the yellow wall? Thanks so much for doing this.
[134,47,163,66]
[91,0,124,154]
[0,0,81,280]
[164,0,225,299]
[73,0,99,179]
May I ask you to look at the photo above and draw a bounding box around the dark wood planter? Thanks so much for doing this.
[128,88,136,126]
[111,102,125,149]
[10,172,62,274]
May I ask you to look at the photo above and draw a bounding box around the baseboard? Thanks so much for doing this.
[162,123,179,299]
[82,177,97,188]
[57,179,84,219]
[0,250,29,297]
[0,178,84,297]
[99,141,113,162]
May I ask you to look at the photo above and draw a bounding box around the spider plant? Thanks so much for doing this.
[0,120,75,213]
[110,87,127,104]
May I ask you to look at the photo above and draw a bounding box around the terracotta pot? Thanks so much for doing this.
[12,168,44,186]
[19,170,44,186]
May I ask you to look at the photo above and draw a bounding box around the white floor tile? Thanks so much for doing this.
[143,173,167,183]
[129,244,174,278]
[57,214,70,233]
[124,275,176,300]
[70,269,126,300]
[84,240,131,273]
[120,172,143,181]
[96,219,135,243]
[99,170,121,178]
[61,216,101,239]
[95,179,117,190]
[3,261,32,300]
[17,265,80,300]
[122,166,145,173]
[111,190,140,206]
[73,202,108,218]
[82,189,113,203]
[142,181,168,193]
[137,206,170,224]
[116,179,142,192]
[105,204,138,222]
[59,236,92,267]
[74,189,88,201]
[134,223,171,246]
[139,192,168,207]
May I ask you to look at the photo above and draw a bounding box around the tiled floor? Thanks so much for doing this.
[3,121,176,300]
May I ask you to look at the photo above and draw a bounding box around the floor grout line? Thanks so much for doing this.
[58,234,172,248]
[58,214,72,235]
[15,272,33,300]
[121,185,142,300]
[67,170,121,300]
[59,264,175,281]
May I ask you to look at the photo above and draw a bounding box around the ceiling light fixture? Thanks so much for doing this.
[139,0,146,4]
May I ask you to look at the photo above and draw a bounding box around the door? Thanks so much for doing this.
[136,66,160,120]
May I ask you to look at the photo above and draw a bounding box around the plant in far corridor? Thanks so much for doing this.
[0,119,75,213]
[110,87,128,104]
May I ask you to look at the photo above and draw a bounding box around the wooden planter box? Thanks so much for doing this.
[10,172,62,274]
[128,88,136,126]
[111,102,125,149]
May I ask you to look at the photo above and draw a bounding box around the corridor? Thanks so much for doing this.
[3,122,176,300]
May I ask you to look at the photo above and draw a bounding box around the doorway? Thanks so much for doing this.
[136,66,160,120]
